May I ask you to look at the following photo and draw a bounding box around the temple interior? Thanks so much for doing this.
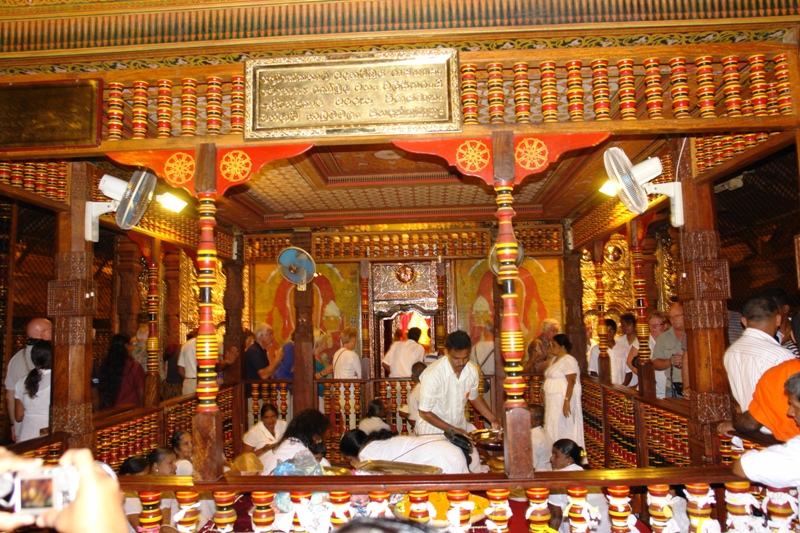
[1,0,800,531]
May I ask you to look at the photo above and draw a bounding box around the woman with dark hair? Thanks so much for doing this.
[340,429,469,474]
[542,334,584,447]
[243,403,288,458]
[170,430,194,475]
[548,439,609,533]
[358,399,392,435]
[261,408,331,475]
[98,333,145,410]
[14,340,52,442]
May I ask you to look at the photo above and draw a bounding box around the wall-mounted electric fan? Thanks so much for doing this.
[85,169,157,242]
[603,147,684,227]
[277,247,317,291]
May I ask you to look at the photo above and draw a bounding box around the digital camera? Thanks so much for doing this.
[12,467,79,515]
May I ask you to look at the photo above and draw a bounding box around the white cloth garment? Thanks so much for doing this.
[178,337,198,394]
[332,347,361,379]
[5,346,33,437]
[739,435,800,489]
[543,355,584,448]
[407,384,421,423]
[382,340,425,378]
[358,416,391,435]
[530,426,552,472]
[586,341,600,375]
[414,356,479,436]
[14,369,51,442]
[243,419,288,458]
[471,340,495,377]
[261,438,331,475]
[358,435,469,474]
[724,328,794,411]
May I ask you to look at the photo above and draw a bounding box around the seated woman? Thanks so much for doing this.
[261,408,331,475]
[242,404,288,458]
[358,399,392,435]
[170,431,194,475]
[548,439,610,533]
[119,456,153,531]
[340,429,469,474]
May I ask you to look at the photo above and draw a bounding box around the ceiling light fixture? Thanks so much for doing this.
[156,192,188,213]
[599,180,617,196]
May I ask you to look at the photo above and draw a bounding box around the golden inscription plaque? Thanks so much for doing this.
[245,49,462,139]
[0,80,101,150]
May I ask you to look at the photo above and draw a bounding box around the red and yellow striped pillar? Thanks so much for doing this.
[196,191,220,412]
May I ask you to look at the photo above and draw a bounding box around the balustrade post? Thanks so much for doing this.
[764,486,798,532]
[212,491,237,533]
[446,489,472,533]
[139,491,164,533]
[329,491,353,529]
[408,490,432,524]
[526,487,551,532]
[606,486,633,533]
[724,480,761,532]
[647,485,674,533]
[486,488,512,533]
[684,483,719,533]
[175,490,201,533]
[366,491,391,518]
[566,487,598,533]
[252,491,276,532]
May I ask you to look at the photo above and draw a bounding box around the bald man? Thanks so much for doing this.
[5,318,52,441]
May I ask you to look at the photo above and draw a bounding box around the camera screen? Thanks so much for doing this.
[18,477,54,510]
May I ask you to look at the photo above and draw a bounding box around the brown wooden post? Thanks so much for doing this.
[673,137,733,466]
[163,248,182,346]
[563,248,586,374]
[493,130,533,478]
[192,143,224,480]
[222,234,244,385]
[48,162,96,450]
[116,235,143,336]
[291,230,315,414]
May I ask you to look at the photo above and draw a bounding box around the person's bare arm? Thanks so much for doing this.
[651,357,672,370]
[626,346,639,375]
[469,395,502,430]
[563,374,577,417]
[732,458,747,479]
[14,398,24,423]
[733,411,764,434]
[717,420,735,436]
[257,350,284,380]
[419,409,469,436]
[177,366,186,378]
[548,504,564,531]
[5,390,14,424]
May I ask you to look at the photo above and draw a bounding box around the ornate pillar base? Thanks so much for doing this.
[193,410,225,480]
[688,391,734,465]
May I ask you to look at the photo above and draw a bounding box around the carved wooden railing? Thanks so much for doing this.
[581,376,696,469]
[116,466,800,533]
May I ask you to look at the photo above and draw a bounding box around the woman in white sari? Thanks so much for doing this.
[542,334,584,448]
[242,403,288,459]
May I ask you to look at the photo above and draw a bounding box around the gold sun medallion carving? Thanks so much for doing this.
[164,152,195,185]
[220,150,252,183]
[515,138,549,171]
[456,140,491,173]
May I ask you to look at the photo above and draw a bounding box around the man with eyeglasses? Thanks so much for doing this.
[647,310,668,397]
[651,303,686,399]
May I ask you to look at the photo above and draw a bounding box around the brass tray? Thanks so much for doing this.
[322,465,352,476]
[471,428,503,451]
[354,460,443,475]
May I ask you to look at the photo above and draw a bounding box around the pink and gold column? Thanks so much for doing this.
[196,192,220,412]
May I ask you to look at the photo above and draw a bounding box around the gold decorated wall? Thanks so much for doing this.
[454,257,564,348]
[252,262,361,352]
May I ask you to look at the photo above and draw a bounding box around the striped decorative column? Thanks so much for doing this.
[196,192,220,411]
[494,181,525,408]
[631,246,650,363]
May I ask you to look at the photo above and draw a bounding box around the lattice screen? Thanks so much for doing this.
[715,146,800,310]
[92,229,117,363]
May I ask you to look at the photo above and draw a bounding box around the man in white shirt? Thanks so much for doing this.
[333,327,361,428]
[585,323,600,377]
[177,334,198,395]
[381,327,425,378]
[724,294,794,412]
[652,306,685,399]
[734,372,800,488]
[605,320,628,386]
[5,318,51,442]
[404,362,427,430]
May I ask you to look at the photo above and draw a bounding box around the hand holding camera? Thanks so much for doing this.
[0,447,127,533]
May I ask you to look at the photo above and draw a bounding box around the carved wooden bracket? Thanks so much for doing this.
[679,259,731,301]
[394,132,610,185]
[107,143,314,196]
